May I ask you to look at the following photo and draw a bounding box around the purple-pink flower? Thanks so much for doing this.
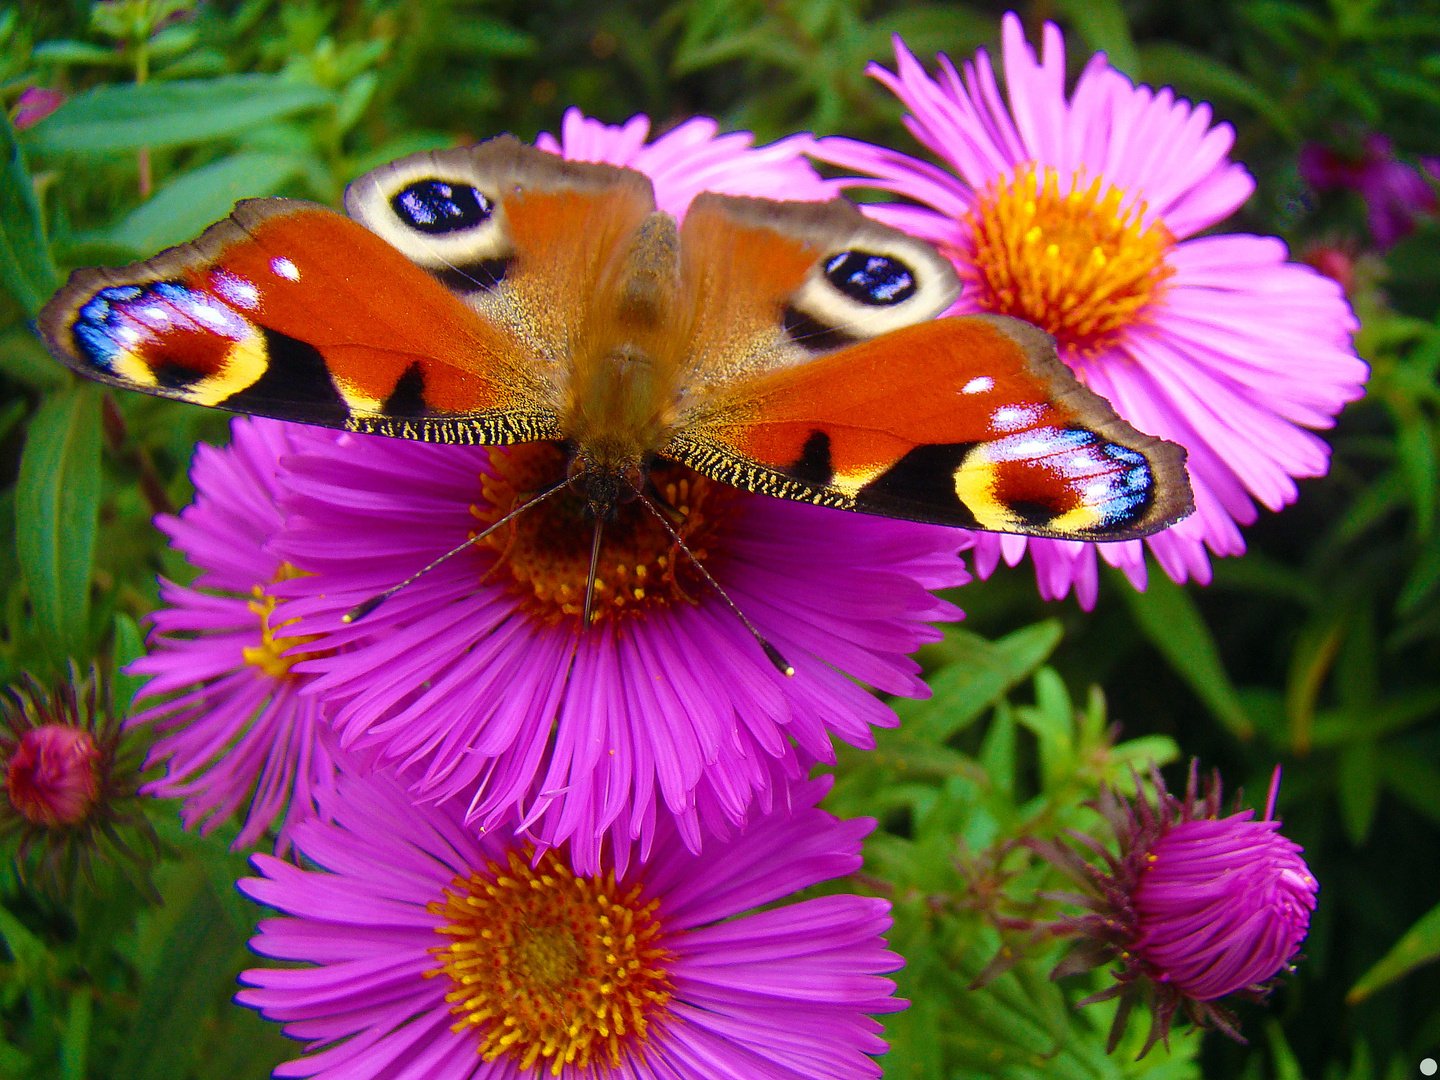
[1300,134,1440,248]
[237,769,903,1080]
[1031,762,1317,1052]
[127,417,342,852]
[810,15,1368,607]
[11,87,65,131]
[271,429,964,875]
[536,107,843,216]
[255,113,966,874]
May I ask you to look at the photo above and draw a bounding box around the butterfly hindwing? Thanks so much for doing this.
[665,211,1192,539]
[674,192,961,398]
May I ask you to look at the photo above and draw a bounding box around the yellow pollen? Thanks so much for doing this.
[241,563,323,679]
[427,848,674,1075]
[964,163,1175,357]
[471,444,741,628]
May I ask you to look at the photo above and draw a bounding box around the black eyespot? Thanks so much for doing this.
[823,251,917,306]
[391,179,492,234]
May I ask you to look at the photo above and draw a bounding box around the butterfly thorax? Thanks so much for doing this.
[561,212,686,519]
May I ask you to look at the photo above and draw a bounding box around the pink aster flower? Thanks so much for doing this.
[810,15,1368,607]
[237,769,903,1080]
[1300,134,1440,248]
[536,106,843,216]
[271,429,964,875]
[1030,762,1317,1053]
[11,87,66,131]
[126,417,342,852]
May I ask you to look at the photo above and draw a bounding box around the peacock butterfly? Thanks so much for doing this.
[38,135,1192,641]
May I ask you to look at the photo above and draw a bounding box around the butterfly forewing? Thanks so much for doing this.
[40,199,563,445]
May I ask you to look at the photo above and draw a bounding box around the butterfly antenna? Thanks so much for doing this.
[343,478,569,623]
[634,490,794,677]
[582,515,604,626]
[412,235,503,294]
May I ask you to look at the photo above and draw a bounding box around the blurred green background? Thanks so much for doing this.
[2,0,1440,1077]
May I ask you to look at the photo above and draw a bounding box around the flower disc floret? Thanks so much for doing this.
[474,444,738,624]
[429,847,673,1074]
[967,164,1175,357]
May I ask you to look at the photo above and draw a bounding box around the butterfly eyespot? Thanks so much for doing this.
[823,251,917,306]
[391,179,493,235]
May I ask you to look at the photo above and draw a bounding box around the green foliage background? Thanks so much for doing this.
[2,0,1440,1077]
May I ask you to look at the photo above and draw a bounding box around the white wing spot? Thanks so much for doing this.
[270,257,300,281]
[992,404,1042,432]
[961,376,994,395]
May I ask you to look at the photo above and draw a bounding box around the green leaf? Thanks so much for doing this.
[1347,898,1440,1002]
[1396,530,1440,613]
[59,989,91,1080]
[1015,667,1074,789]
[447,18,537,57]
[110,880,248,1080]
[0,107,59,317]
[113,613,146,717]
[0,327,68,391]
[0,903,51,974]
[1337,740,1380,844]
[901,620,1062,742]
[32,39,128,65]
[97,152,310,254]
[1051,0,1139,75]
[16,384,104,660]
[1116,566,1253,739]
[1395,409,1437,535]
[335,72,378,137]
[1138,42,1300,141]
[24,75,335,154]
[1267,1019,1305,1080]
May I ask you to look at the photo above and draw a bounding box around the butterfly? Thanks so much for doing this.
[39,134,1192,646]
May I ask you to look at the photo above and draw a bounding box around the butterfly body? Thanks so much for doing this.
[40,135,1193,546]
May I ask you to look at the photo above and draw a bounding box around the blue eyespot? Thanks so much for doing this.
[392,180,492,235]
[824,251,917,306]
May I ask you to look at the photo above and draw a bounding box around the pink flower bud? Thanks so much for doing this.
[5,724,102,827]
[12,88,65,132]
[1130,800,1317,1000]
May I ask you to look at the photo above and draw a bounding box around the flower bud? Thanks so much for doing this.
[1027,761,1317,1055]
[5,724,102,826]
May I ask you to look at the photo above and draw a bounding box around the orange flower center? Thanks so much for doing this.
[241,563,323,679]
[473,444,741,626]
[964,163,1175,358]
[427,847,674,1075]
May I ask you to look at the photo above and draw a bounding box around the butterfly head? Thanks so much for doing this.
[567,448,645,522]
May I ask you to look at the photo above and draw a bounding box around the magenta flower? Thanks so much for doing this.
[535,106,843,216]
[1031,762,1317,1053]
[272,429,964,875]
[127,417,342,852]
[1300,134,1440,248]
[237,769,903,1080]
[5,723,100,828]
[261,114,965,873]
[0,667,157,890]
[810,16,1368,607]
[11,87,65,131]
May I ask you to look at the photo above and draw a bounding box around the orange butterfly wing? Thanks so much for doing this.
[666,313,1192,540]
[40,199,562,444]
